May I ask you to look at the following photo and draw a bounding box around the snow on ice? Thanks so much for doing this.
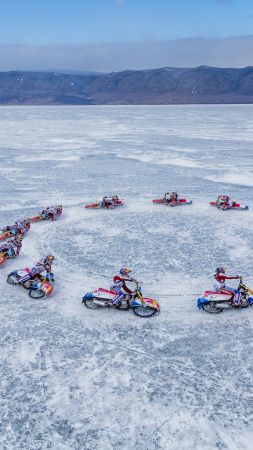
[1,105,253,449]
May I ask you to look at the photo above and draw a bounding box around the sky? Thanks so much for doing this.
[0,0,252,71]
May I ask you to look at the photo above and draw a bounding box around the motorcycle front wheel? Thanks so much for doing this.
[29,289,45,299]
[132,306,158,318]
[202,302,223,314]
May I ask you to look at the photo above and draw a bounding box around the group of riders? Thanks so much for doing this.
[96,193,180,208]
[96,193,235,208]
[108,266,243,307]
[0,199,244,307]
[0,205,62,264]
[163,193,234,208]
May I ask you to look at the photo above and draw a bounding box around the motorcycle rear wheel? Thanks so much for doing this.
[83,297,105,309]
[23,280,37,290]
[203,302,223,314]
[29,289,45,299]
[132,306,158,317]
[7,274,17,285]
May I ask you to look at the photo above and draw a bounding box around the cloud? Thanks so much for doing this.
[0,36,253,73]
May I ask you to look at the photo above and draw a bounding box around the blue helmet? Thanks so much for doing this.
[216,267,226,274]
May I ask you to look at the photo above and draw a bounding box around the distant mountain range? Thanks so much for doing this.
[1,66,253,105]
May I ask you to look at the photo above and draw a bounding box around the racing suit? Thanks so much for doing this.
[214,272,240,304]
[40,206,60,221]
[19,258,53,283]
[110,274,135,305]
[163,192,178,206]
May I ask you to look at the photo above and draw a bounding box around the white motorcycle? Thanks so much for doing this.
[197,277,253,313]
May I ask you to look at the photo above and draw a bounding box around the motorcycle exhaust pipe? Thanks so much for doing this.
[93,299,107,306]
[213,302,230,309]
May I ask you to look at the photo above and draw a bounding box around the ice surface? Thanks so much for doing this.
[1,105,253,449]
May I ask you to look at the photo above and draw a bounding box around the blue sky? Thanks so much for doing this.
[0,0,252,44]
[0,0,252,71]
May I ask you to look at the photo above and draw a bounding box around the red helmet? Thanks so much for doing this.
[22,219,31,229]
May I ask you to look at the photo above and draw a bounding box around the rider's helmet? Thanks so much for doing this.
[171,192,178,200]
[216,267,226,274]
[57,205,62,213]
[218,195,226,204]
[164,192,177,201]
[22,219,31,229]
[45,255,54,263]
[120,267,132,276]
[14,236,23,246]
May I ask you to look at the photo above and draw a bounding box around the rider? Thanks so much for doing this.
[0,236,23,257]
[102,196,120,209]
[110,267,135,306]
[40,205,62,220]
[19,255,54,282]
[1,219,30,237]
[214,267,241,304]
[163,192,178,206]
[216,195,233,210]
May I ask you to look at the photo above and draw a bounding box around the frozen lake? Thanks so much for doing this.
[1,105,253,449]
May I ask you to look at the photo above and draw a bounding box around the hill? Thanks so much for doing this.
[1,66,253,104]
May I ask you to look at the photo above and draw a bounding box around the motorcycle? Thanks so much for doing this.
[197,277,253,313]
[0,247,16,266]
[85,200,124,209]
[7,270,54,299]
[0,227,22,242]
[0,221,30,242]
[210,201,249,210]
[30,208,62,222]
[152,198,192,206]
[82,280,160,317]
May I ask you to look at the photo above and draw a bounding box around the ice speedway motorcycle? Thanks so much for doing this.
[85,196,124,209]
[197,277,253,314]
[210,199,249,210]
[82,280,160,317]
[7,269,54,299]
[152,196,192,207]
[0,248,17,266]
[30,206,63,222]
[0,223,29,242]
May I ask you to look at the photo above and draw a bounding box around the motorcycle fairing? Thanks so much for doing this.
[197,291,232,309]
[83,288,117,302]
[130,297,160,311]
